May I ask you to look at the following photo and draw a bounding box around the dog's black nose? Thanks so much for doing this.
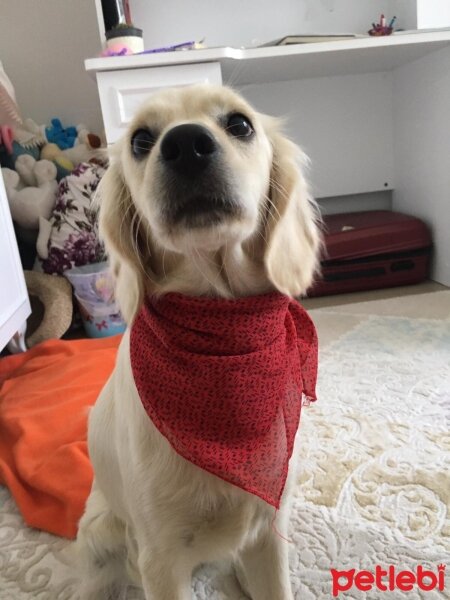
[160,124,217,176]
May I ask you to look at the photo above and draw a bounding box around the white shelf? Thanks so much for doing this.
[85,31,450,84]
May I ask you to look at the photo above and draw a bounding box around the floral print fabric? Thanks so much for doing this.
[40,161,107,275]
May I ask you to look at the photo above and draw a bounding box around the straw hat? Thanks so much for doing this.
[24,271,73,347]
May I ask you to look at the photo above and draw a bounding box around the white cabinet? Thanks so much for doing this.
[97,62,221,144]
[0,171,30,351]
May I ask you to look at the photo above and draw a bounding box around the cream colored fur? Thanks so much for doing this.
[75,84,321,600]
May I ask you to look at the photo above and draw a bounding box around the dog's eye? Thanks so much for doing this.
[225,113,254,139]
[131,129,155,158]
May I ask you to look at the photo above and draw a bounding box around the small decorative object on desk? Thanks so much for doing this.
[101,0,143,54]
[104,22,144,55]
[369,14,396,36]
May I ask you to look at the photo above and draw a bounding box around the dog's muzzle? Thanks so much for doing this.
[159,124,238,227]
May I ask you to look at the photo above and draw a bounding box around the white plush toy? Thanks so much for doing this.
[2,154,58,229]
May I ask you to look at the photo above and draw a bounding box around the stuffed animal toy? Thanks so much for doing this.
[39,143,74,180]
[62,140,105,166]
[14,153,49,186]
[0,63,46,160]
[0,125,14,154]
[75,124,102,149]
[40,133,105,179]
[45,118,77,149]
[2,155,58,229]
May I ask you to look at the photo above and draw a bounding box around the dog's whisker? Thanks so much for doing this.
[222,240,237,297]
[161,247,168,280]
[224,62,246,89]
[117,188,135,256]
[268,177,290,205]
[191,244,221,293]
[264,193,283,224]
[143,220,153,267]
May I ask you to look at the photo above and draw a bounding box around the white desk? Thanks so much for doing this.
[85,31,450,80]
[85,31,450,285]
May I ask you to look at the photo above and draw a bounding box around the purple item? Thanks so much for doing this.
[102,47,129,57]
[137,41,196,54]
[101,41,197,58]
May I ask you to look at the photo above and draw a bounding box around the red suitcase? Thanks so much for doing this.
[309,210,432,297]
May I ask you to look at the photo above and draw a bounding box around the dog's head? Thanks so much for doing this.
[99,85,320,322]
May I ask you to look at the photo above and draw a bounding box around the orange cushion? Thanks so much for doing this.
[0,336,120,538]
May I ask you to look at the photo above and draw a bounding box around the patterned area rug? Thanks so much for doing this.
[1,293,449,599]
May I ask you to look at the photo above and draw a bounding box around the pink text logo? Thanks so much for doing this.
[330,564,446,597]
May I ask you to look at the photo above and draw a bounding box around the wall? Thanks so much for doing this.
[318,192,392,215]
[130,0,394,49]
[417,0,450,28]
[391,0,450,30]
[389,0,418,29]
[240,73,394,199]
[0,0,104,133]
[393,45,450,285]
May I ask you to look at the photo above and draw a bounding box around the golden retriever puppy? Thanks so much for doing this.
[75,84,321,600]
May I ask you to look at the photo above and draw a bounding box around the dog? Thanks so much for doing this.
[75,84,321,600]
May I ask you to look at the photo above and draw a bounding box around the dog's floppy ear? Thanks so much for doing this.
[263,122,321,297]
[98,154,155,324]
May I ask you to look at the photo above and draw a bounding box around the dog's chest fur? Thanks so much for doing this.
[88,330,294,568]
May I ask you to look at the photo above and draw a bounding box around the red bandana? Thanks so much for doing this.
[130,292,318,508]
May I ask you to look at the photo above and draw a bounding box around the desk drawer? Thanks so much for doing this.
[97,62,222,144]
